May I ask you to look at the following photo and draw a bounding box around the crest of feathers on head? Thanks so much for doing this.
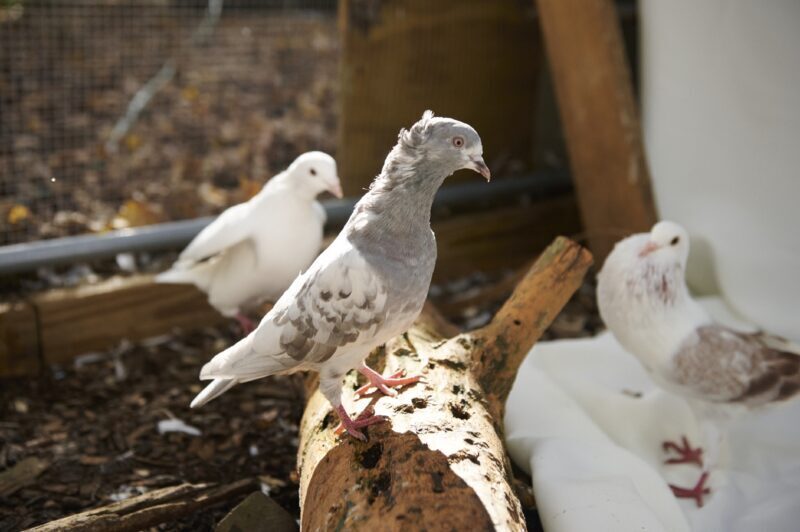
[374,111,438,188]
[398,110,437,150]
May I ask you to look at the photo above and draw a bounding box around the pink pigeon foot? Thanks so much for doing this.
[663,436,704,467]
[235,313,256,335]
[334,405,387,441]
[354,365,421,398]
[669,471,711,507]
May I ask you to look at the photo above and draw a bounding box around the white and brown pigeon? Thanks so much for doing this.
[157,151,342,333]
[189,111,490,440]
[597,220,800,506]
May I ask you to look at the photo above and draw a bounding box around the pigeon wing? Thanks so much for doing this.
[199,240,389,380]
[673,324,800,404]
[179,202,256,263]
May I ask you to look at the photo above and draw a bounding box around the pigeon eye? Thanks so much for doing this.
[670,236,680,246]
[452,136,464,148]
[309,168,317,176]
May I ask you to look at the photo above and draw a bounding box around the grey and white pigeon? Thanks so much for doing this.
[157,151,342,333]
[189,111,490,440]
[597,220,800,506]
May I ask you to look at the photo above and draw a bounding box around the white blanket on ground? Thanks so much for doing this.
[505,298,800,532]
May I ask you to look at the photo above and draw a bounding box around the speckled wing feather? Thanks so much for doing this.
[672,324,800,405]
[198,238,389,380]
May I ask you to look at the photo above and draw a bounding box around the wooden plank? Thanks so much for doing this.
[534,0,658,262]
[338,0,541,193]
[0,196,581,376]
[432,195,582,281]
[33,276,225,366]
[0,299,40,376]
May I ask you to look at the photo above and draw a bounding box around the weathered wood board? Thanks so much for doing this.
[338,0,542,192]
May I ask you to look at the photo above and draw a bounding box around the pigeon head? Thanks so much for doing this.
[638,220,690,266]
[288,151,343,199]
[391,111,490,182]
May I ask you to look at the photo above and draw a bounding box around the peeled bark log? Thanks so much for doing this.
[297,237,593,531]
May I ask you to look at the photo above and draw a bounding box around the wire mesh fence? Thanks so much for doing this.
[0,0,338,247]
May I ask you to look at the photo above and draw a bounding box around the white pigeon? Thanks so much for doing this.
[189,111,490,440]
[597,220,800,506]
[157,151,342,332]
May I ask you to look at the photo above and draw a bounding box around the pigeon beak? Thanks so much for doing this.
[328,181,344,199]
[639,241,660,257]
[467,156,491,182]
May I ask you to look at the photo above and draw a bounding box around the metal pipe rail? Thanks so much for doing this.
[0,172,570,275]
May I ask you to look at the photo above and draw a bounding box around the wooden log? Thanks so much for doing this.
[0,198,581,377]
[535,0,658,262]
[297,237,593,531]
[338,0,541,192]
[25,479,257,532]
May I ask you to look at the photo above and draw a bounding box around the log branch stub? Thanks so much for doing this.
[470,236,593,419]
[298,237,592,531]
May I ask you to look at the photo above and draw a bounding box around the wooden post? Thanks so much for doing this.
[297,238,593,530]
[338,0,541,192]
[534,0,658,262]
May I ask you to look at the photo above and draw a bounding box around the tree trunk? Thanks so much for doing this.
[297,237,593,531]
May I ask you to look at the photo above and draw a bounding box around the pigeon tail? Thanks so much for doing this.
[190,378,237,408]
[199,334,286,382]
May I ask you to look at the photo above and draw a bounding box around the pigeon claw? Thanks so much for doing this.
[355,366,422,398]
[669,471,711,508]
[662,435,704,467]
[334,405,387,441]
[235,313,256,335]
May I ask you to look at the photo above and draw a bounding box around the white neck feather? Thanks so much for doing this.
[598,254,712,372]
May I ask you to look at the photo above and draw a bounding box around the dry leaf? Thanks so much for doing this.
[198,182,228,208]
[115,199,163,228]
[7,204,30,225]
[236,177,262,201]
[79,455,110,466]
[124,134,142,152]
[181,86,199,102]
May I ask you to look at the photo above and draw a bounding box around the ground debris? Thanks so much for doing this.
[216,491,298,532]
[0,456,50,497]
[0,324,302,531]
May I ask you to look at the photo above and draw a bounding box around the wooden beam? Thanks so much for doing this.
[33,276,226,367]
[0,299,40,376]
[338,0,541,192]
[432,195,581,281]
[0,197,581,376]
[534,0,657,262]
[0,277,225,376]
